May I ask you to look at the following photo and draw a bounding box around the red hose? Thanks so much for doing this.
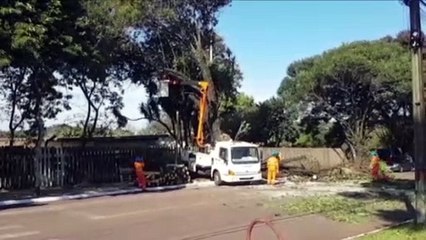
[246,218,285,240]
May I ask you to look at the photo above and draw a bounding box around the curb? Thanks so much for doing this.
[0,181,214,208]
[340,219,413,240]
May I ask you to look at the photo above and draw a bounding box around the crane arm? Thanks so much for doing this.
[195,81,209,148]
[159,70,210,148]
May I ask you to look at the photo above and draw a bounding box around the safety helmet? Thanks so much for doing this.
[272,151,279,157]
[135,156,144,162]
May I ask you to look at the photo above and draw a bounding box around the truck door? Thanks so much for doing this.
[214,147,229,171]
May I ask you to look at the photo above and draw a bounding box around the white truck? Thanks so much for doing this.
[183,140,262,186]
[158,71,262,185]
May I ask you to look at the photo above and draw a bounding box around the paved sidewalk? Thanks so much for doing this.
[0,180,214,208]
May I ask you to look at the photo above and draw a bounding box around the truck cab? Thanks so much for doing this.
[210,141,262,186]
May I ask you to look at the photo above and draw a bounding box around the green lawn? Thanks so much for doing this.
[267,195,404,224]
[360,223,426,240]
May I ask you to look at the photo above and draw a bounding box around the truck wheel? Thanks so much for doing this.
[213,171,222,186]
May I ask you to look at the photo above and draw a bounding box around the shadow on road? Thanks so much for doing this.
[0,202,47,211]
[360,178,415,190]
[0,184,187,210]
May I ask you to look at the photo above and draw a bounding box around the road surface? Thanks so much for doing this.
[393,171,414,180]
[0,185,400,240]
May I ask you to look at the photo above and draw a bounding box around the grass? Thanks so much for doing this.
[268,195,404,224]
[360,223,426,240]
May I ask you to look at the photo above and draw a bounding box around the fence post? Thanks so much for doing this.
[60,147,65,187]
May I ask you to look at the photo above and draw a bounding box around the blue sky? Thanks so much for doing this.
[216,0,409,102]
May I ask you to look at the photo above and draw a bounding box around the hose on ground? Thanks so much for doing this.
[246,218,285,240]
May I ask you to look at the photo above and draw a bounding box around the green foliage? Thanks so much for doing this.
[242,34,412,152]
[254,97,297,146]
[49,124,84,138]
[220,93,256,139]
[49,124,135,138]
[274,38,411,158]
[225,96,298,146]
[0,0,413,162]
[0,0,87,147]
[117,0,239,144]
[367,127,394,150]
[295,133,318,147]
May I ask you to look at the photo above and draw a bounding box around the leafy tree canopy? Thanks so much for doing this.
[276,38,411,160]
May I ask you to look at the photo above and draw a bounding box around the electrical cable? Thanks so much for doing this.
[245,218,285,240]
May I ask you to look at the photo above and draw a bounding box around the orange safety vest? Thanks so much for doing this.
[134,161,145,171]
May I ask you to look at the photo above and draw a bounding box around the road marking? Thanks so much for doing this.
[0,231,40,240]
[0,226,21,231]
[90,201,210,220]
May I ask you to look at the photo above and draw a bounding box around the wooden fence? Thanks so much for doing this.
[0,146,176,191]
[1,145,347,191]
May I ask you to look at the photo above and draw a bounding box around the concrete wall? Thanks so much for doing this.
[259,147,347,172]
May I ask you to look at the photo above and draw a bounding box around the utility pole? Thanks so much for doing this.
[407,0,426,225]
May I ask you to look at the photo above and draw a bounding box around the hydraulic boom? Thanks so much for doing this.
[159,70,210,148]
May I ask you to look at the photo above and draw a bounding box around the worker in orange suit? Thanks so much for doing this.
[370,150,391,181]
[267,151,280,185]
[370,150,381,180]
[134,156,147,190]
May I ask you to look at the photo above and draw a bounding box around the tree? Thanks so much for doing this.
[220,93,256,140]
[277,56,319,98]
[278,39,411,162]
[116,0,239,147]
[0,67,29,145]
[50,124,84,138]
[57,0,142,140]
[244,97,297,146]
[0,0,97,194]
[139,121,171,136]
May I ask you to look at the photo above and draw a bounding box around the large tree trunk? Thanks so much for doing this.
[8,93,17,147]
[33,75,44,197]
[34,111,44,197]
[89,106,100,138]
[82,100,91,138]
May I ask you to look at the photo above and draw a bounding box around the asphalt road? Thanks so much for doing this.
[0,185,400,240]
[393,171,415,180]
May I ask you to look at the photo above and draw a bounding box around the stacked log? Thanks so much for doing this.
[145,165,191,187]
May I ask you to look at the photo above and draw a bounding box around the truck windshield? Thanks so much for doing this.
[231,147,259,163]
